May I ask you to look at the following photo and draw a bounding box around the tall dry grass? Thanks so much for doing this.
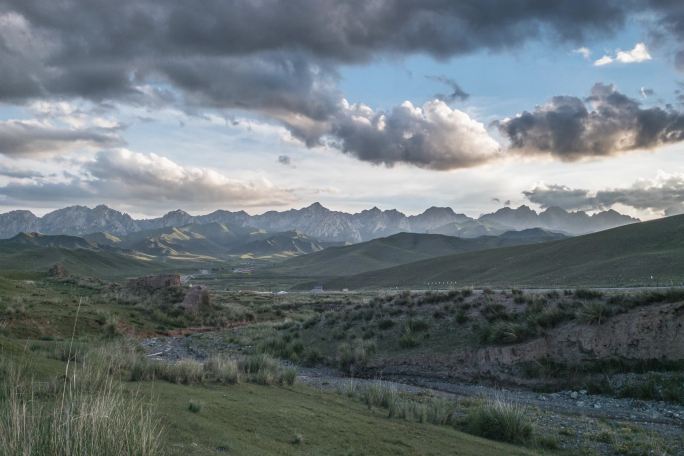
[0,350,163,455]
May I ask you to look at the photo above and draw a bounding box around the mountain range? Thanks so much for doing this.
[0,203,638,243]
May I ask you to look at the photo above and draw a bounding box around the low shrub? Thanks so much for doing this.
[187,400,202,413]
[526,306,574,329]
[168,359,205,384]
[464,398,533,444]
[377,319,395,330]
[281,368,297,386]
[481,303,511,322]
[302,348,324,367]
[574,289,603,300]
[386,395,453,426]
[203,356,240,384]
[240,354,280,385]
[577,301,611,325]
[290,433,304,445]
[406,318,430,332]
[337,340,375,373]
[455,309,469,324]
[398,327,419,348]
[362,382,398,409]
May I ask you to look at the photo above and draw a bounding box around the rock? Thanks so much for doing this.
[579,390,587,395]
[570,391,579,399]
[127,274,181,291]
[182,285,210,313]
[48,263,67,278]
[593,403,601,409]
[576,401,585,407]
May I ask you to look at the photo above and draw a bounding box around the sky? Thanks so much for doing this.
[1,1,684,219]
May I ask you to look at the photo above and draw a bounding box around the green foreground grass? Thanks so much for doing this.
[1,333,540,456]
[149,381,538,456]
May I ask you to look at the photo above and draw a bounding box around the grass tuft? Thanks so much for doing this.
[464,397,533,444]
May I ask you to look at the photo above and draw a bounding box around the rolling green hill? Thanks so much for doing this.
[0,243,165,279]
[6,232,98,250]
[314,214,684,289]
[276,229,565,277]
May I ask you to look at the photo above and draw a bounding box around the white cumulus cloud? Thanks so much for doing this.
[594,42,652,66]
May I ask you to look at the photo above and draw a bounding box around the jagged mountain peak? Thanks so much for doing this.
[0,202,640,242]
[6,209,37,216]
[421,206,457,216]
[164,209,191,216]
[305,202,327,211]
[540,206,568,215]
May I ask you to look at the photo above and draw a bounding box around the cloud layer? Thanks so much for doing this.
[0,149,296,209]
[498,83,684,160]
[524,172,684,215]
[1,0,684,179]
[0,120,123,157]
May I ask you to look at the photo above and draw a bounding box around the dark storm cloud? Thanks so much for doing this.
[648,0,684,71]
[426,76,470,102]
[2,0,629,62]
[498,83,684,160]
[0,120,124,157]
[0,0,631,108]
[525,175,684,215]
[4,0,684,170]
[158,53,340,120]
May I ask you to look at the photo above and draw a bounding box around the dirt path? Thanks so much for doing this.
[141,333,684,455]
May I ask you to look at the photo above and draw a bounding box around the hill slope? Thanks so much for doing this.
[6,232,98,250]
[0,242,160,279]
[315,214,684,289]
[277,229,565,277]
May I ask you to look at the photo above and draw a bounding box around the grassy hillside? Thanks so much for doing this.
[153,382,536,456]
[0,276,538,456]
[315,214,684,289]
[5,232,97,249]
[276,229,565,277]
[0,243,174,279]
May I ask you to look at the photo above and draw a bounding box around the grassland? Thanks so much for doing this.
[151,381,537,456]
[313,214,684,289]
[0,243,188,280]
[0,274,548,455]
[273,229,564,278]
